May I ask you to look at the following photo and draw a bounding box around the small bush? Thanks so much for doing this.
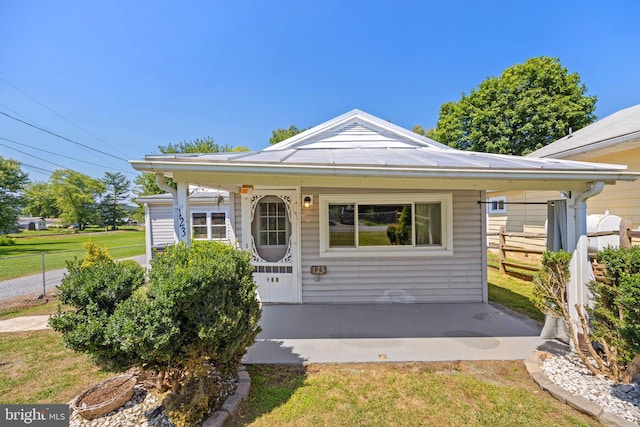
[0,235,16,246]
[49,247,146,369]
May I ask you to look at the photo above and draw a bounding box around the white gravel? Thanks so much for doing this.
[541,353,640,423]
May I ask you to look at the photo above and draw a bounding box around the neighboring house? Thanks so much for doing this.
[488,104,640,246]
[137,187,235,266]
[130,109,637,330]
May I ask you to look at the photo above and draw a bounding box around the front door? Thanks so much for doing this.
[242,189,301,303]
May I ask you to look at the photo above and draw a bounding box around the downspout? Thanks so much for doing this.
[566,181,605,348]
[155,174,180,242]
[572,181,605,243]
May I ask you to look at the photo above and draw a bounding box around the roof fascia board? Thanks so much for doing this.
[130,160,639,183]
[533,131,640,160]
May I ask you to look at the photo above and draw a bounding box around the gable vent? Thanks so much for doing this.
[335,123,382,136]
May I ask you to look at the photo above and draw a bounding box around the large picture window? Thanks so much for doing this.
[320,194,453,257]
[192,211,228,240]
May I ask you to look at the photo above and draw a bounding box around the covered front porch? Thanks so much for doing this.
[244,303,548,364]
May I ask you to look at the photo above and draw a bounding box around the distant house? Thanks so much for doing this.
[488,104,640,246]
[17,217,48,231]
[137,187,234,266]
[130,109,638,330]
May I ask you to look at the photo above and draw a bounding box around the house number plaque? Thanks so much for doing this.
[310,265,327,275]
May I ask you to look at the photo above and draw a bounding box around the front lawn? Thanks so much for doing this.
[228,363,598,426]
[0,329,116,404]
[487,268,544,323]
[0,228,145,280]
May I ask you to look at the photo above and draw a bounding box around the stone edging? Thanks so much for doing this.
[524,353,637,427]
[202,366,251,427]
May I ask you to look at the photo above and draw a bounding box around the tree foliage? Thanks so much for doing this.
[135,136,248,197]
[23,181,59,219]
[269,125,308,145]
[0,156,28,233]
[50,169,105,230]
[432,56,597,155]
[99,172,131,228]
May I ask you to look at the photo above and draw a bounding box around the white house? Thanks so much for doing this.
[130,109,638,332]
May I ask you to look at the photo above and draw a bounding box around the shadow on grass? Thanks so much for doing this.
[227,364,307,426]
[487,283,544,323]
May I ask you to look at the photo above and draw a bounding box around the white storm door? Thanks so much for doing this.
[242,189,301,303]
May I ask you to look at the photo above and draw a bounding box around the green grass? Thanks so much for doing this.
[0,228,145,280]
[0,330,117,404]
[229,363,598,426]
[487,268,544,323]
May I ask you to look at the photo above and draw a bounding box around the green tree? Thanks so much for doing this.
[269,125,308,145]
[134,137,248,197]
[23,181,59,219]
[50,169,105,230]
[411,125,437,140]
[432,56,597,155]
[0,156,28,233]
[99,172,131,229]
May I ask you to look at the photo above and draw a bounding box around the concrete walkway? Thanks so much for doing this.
[244,303,546,364]
[0,315,50,332]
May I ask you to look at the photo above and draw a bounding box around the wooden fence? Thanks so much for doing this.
[488,218,640,282]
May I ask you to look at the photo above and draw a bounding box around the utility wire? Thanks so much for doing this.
[20,162,55,174]
[0,136,135,176]
[0,141,73,170]
[0,78,130,158]
[0,110,129,162]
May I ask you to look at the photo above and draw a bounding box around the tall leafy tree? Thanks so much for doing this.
[0,156,28,233]
[134,136,248,197]
[432,56,597,155]
[23,182,60,219]
[50,169,105,230]
[99,172,131,229]
[269,125,308,145]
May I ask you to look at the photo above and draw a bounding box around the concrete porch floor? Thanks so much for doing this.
[243,303,547,364]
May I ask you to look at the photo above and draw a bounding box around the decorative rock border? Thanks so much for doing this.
[525,353,637,427]
[202,366,251,427]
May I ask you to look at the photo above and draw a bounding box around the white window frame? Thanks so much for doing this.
[319,193,453,258]
[191,209,229,241]
[487,196,507,214]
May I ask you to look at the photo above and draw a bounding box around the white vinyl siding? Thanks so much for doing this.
[301,189,484,303]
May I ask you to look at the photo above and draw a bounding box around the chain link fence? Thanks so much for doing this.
[0,245,146,311]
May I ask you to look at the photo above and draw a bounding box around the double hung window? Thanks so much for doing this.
[192,211,227,240]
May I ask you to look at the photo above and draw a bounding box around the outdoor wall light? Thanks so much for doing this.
[303,195,313,209]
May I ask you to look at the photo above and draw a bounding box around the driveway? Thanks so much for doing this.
[244,303,546,364]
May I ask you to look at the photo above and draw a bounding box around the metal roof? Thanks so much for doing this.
[130,109,638,188]
[529,104,640,159]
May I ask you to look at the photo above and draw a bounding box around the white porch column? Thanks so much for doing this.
[175,181,191,246]
[566,182,604,341]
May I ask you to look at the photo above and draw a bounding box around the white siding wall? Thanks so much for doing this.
[147,204,175,257]
[299,189,484,303]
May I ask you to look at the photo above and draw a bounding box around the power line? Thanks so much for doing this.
[20,162,55,175]
[0,110,129,162]
[0,141,69,170]
[0,78,130,158]
[0,136,135,176]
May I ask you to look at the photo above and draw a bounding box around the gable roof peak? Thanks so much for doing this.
[264,109,451,152]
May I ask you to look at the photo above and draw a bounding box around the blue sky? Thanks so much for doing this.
[1,0,639,183]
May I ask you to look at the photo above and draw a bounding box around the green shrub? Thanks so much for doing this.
[589,246,640,366]
[51,241,261,425]
[0,235,15,246]
[49,248,146,369]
